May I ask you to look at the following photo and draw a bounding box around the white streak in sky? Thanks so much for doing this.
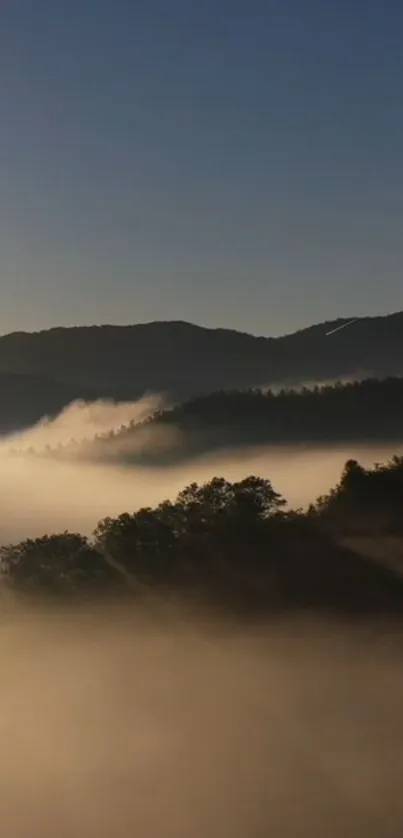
[326,319,358,336]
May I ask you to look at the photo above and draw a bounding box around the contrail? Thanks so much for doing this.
[326,319,357,336]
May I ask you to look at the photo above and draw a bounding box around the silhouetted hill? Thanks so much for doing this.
[142,378,403,451]
[16,378,403,465]
[1,310,403,431]
[106,377,403,461]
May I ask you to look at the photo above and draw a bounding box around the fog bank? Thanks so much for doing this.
[6,395,167,450]
[0,603,402,837]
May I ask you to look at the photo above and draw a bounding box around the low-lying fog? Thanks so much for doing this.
[0,604,402,837]
[0,398,401,543]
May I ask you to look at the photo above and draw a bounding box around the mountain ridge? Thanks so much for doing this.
[0,309,402,432]
[1,309,400,341]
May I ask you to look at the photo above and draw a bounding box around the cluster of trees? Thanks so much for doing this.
[9,377,403,465]
[0,477,285,599]
[2,459,403,613]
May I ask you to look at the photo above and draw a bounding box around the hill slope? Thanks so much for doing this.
[15,378,403,465]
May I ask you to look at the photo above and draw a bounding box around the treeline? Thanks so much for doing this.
[9,377,403,465]
[2,457,403,615]
[145,378,403,455]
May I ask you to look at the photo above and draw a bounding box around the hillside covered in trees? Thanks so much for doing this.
[13,377,403,465]
[2,456,403,618]
[1,310,403,432]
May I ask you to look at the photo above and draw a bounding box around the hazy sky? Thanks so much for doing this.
[1,0,402,337]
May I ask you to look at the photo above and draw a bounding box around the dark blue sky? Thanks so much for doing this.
[1,0,403,335]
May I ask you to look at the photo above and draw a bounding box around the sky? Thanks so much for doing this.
[0,0,403,337]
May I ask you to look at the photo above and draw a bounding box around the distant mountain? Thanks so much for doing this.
[0,310,402,431]
[0,374,97,435]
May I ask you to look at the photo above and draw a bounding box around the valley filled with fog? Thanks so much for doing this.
[1,395,403,838]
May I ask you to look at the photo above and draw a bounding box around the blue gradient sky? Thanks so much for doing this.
[1,0,402,336]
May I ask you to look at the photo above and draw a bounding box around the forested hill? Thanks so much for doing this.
[103,378,403,463]
[15,378,403,465]
[144,377,403,449]
[0,310,402,420]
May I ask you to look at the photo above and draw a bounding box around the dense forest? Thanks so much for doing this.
[2,455,403,617]
[11,377,403,465]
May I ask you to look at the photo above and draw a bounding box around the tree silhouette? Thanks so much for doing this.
[0,532,119,596]
[1,465,403,613]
